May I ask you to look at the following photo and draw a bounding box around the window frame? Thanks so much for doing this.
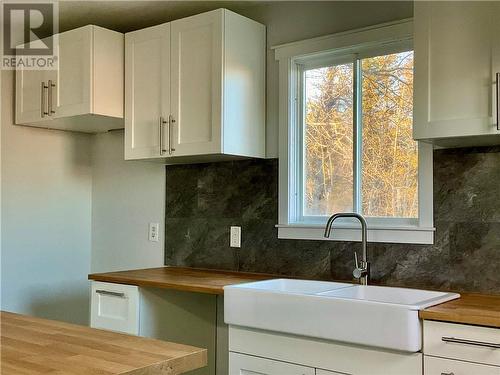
[274,19,435,244]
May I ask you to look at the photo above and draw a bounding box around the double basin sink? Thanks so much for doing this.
[224,279,459,352]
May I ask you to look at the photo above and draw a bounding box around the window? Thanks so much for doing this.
[302,50,417,221]
[275,20,434,244]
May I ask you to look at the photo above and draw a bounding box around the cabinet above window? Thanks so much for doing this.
[124,9,266,163]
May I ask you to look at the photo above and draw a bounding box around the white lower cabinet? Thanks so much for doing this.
[90,281,139,335]
[315,370,344,375]
[90,281,221,375]
[424,356,500,375]
[230,352,315,375]
[423,320,500,375]
[423,320,500,367]
[229,322,500,375]
[229,326,422,375]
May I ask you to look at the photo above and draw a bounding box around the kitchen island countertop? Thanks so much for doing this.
[0,311,207,374]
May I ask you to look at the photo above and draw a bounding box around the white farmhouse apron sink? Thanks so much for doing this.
[224,279,459,352]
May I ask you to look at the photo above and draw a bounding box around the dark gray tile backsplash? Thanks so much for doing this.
[165,147,500,294]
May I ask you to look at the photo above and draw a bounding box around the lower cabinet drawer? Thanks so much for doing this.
[424,321,500,367]
[229,352,315,375]
[316,370,345,375]
[90,281,139,335]
[425,356,500,375]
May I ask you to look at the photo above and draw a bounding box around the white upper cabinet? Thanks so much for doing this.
[16,68,48,124]
[414,1,500,146]
[124,9,266,162]
[170,11,223,157]
[52,26,92,119]
[125,23,171,160]
[15,25,124,133]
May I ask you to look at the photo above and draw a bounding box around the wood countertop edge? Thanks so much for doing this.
[88,273,225,295]
[418,312,500,328]
[126,348,208,375]
[419,308,500,328]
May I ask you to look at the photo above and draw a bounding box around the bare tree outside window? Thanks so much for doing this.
[303,51,417,219]
[304,63,354,216]
[362,51,417,218]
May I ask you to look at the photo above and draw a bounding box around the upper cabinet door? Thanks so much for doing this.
[52,26,92,118]
[125,23,171,160]
[493,2,500,133]
[414,2,500,143]
[15,69,48,124]
[170,10,223,156]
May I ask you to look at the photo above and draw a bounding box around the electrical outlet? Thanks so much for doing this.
[149,223,160,242]
[230,226,241,248]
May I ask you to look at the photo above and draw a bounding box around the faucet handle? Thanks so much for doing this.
[354,252,360,269]
[353,251,368,280]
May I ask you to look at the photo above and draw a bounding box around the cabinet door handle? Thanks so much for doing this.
[168,115,176,155]
[48,80,55,115]
[159,116,167,156]
[496,72,499,130]
[442,336,500,349]
[95,289,126,298]
[41,82,48,117]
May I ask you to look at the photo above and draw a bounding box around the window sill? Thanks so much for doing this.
[276,224,435,244]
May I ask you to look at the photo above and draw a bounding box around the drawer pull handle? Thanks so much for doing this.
[48,79,55,115]
[440,373,454,375]
[159,116,167,156]
[41,82,49,117]
[496,72,499,131]
[95,290,126,298]
[442,336,500,349]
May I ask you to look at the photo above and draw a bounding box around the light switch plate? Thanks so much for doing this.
[230,226,241,248]
[149,223,160,242]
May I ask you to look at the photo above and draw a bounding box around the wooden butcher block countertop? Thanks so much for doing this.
[89,267,500,328]
[419,293,500,328]
[88,266,274,294]
[0,311,207,375]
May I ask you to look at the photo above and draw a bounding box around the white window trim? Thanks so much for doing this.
[273,18,435,245]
